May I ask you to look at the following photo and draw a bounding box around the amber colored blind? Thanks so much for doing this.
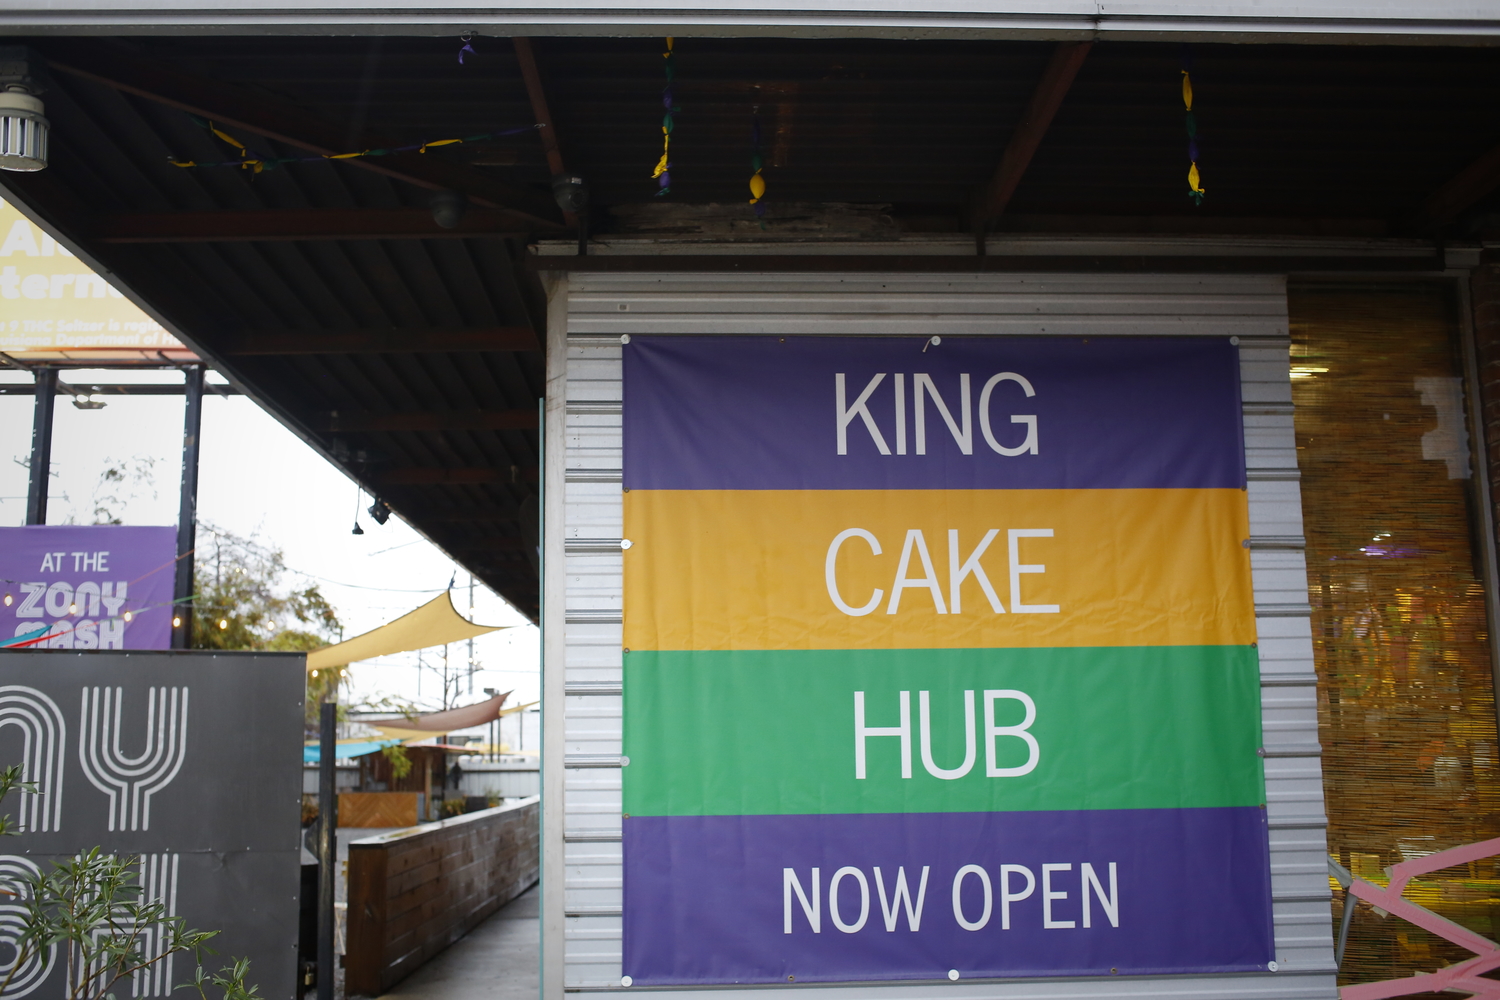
[1291,283,1500,988]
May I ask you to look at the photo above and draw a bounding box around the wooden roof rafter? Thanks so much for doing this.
[970,41,1093,254]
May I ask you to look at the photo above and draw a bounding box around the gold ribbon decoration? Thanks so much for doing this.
[653,37,676,195]
[1182,57,1205,206]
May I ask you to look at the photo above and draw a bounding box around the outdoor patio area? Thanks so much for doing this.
[372,886,538,1000]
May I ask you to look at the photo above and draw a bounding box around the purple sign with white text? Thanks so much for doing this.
[0,526,176,650]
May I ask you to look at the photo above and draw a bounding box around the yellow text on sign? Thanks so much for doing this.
[0,199,177,349]
[622,489,1254,652]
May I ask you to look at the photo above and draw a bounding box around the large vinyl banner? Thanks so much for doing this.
[620,335,1274,985]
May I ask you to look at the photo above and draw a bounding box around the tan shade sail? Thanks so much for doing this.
[366,692,514,740]
[369,699,536,741]
[305,590,507,672]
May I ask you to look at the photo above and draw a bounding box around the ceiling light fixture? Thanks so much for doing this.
[429,190,468,229]
[368,498,392,525]
[551,174,588,213]
[0,48,47,172]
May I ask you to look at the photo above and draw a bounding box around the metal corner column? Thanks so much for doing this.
[316,699,338,1000]
[1458,271,1500,733]
[24,366,56,526]
[540,273,570,1000]
[172,365,205,649]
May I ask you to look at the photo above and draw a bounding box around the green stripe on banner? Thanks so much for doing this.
[623,645,1264,817]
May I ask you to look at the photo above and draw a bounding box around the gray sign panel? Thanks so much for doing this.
[0,649,305,1000]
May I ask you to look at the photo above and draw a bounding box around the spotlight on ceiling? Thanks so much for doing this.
[551,174,589,213]
[429,190,468,229]
[0,48,47,173]
[367,498,392,525]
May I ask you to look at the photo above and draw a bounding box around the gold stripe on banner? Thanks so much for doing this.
[623,488,1254,651]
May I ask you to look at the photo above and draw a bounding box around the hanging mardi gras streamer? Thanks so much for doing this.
[170,116,543,172]
[748,109,766,224]
[203,120,252,167]
[1182,51,1205,206]
[652,37,676,196]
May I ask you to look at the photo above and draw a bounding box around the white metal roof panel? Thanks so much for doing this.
[1,0,1498,40]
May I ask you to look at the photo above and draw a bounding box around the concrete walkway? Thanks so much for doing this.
[373,886,539,1000]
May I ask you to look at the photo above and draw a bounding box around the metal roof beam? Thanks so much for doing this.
[380,466,538,485]
[456,536,527,551]
[225,327,539,355]
[0,382,242,395]
[430,509,523,522]
[528,252,1441,274]
[970,41,1092,249]
[319,409,539,433]
[39,41,566,230]
[94,208,531,243]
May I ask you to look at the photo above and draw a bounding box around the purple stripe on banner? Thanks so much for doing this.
[623,808,1274,984]
[622,335,1245,491]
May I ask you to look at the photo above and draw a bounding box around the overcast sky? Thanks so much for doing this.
[0,370,540,732]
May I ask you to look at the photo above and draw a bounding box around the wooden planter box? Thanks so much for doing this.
[344,796,539,996]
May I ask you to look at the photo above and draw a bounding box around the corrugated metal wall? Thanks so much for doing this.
[545,272,1336,1000]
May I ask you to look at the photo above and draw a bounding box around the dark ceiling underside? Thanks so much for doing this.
[4,35,1500,618]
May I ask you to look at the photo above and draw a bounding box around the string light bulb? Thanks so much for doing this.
[311,669,319,677]
[3,594,10,606]
[218,619,228,630]
[122,611,132,622]
[172,616,182,628]
[69,603,77,615]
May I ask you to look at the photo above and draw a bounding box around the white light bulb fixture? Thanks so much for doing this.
[0,49,46,172]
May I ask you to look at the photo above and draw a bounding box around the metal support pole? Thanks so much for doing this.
[1335,886,1355,968]
[171,367,204,649]
[467,573,475,695]
[24,367,56,525]
[1458,273,1500,737]
[317,701,338,1000]
[541,346,564,999]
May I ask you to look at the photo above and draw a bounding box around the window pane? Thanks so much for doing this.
[1292,282,1499,986]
